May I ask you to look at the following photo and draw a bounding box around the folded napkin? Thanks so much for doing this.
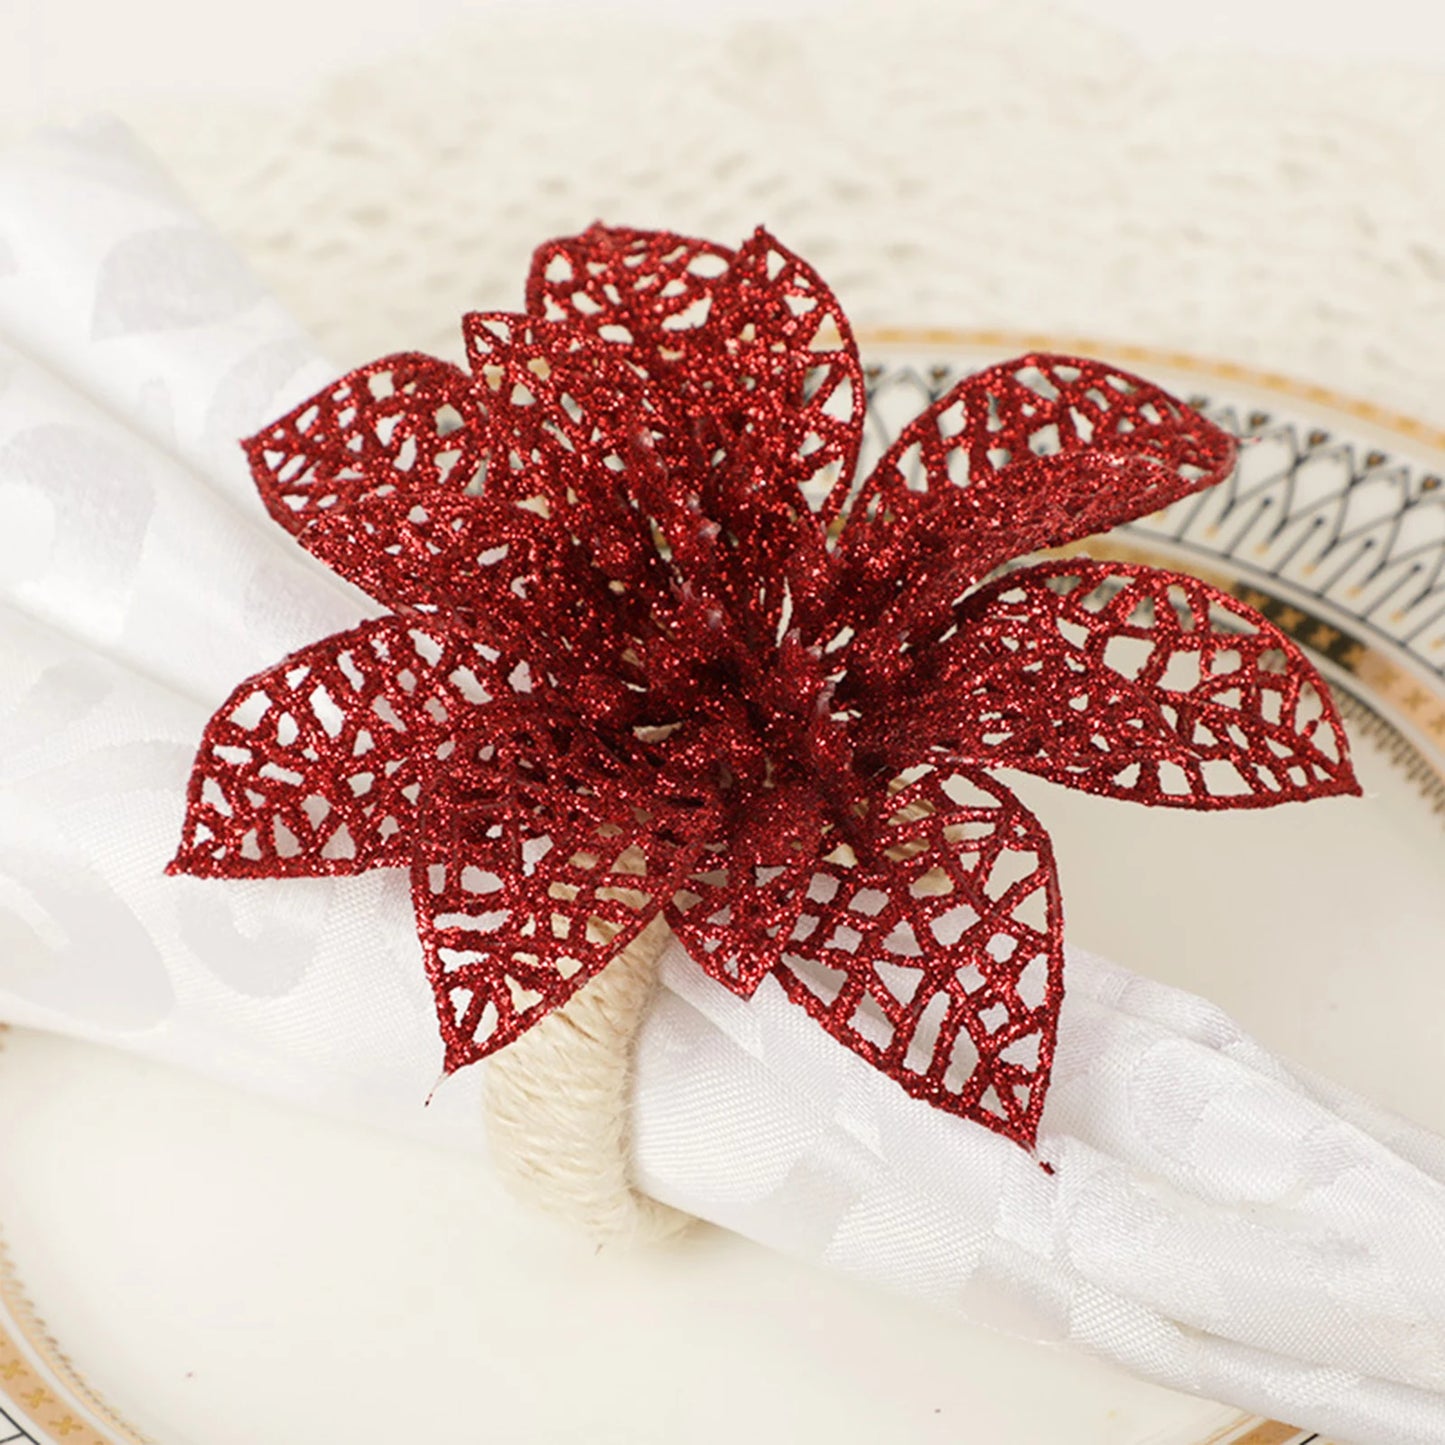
[3,120,1444,1445]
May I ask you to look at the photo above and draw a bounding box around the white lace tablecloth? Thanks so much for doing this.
[104,0,1445,427]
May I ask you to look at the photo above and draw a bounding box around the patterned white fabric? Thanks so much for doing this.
[3,119,1445,1445]
[0,120,487,1144]
[636,942,1445,1445]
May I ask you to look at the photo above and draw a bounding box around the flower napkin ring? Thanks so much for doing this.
[170,226,1357,1226]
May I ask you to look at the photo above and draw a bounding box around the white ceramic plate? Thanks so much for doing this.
[2,338,1439,1445]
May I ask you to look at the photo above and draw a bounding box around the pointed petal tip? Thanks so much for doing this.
[164,842,227,879]
[696,955,773,1002]
[1330,764,1365,800]
[164,845,265,881]
[440,1038,481,1078]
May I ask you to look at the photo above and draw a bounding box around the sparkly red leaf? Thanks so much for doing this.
[457,310,680,681]
[415,708,721,1068]
[525,225,737,376]
[893,559,1360,808]
[666,779,828,997]
[243,354,490,615]
[458,309,660,517]
[526,224,866,520]
[841,354,1237,648]
[722,229,867,517]
[170,618,506,878]
[525,236,851,677]
[772,766,1063,1147]
[694,229,865,637]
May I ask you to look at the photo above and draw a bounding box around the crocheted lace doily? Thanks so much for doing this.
[118,0,1445,424]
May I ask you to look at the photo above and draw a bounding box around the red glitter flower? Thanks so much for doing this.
[170,227,1358,1150]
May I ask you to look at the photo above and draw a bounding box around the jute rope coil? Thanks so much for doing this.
[482,916,695,1245]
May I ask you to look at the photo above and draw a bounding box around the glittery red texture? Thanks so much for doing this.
[170,225,1360,1150]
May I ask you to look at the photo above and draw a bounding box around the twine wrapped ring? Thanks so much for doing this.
[482,916,693,1243]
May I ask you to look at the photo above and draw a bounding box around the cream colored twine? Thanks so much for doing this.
[482,917,694,1244]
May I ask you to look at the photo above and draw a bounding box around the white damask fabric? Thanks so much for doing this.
[3,115,1445,1445]
[0,120,487,1144]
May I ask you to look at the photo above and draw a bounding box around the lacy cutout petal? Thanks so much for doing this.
[724,228,867,518]
[906,559,1360,808]
[771,765,1064,1148]
[457,310,678,674]
[170,617,504,878]
[841,354,1237,637]
[460,301,835,687]
[415,708,722,1069]
[525,225,866,522]
[243,353,488,612]
[524,224,737,376]
[665,779,828,998]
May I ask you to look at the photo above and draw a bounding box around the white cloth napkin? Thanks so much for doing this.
[3,120,1444,1445]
